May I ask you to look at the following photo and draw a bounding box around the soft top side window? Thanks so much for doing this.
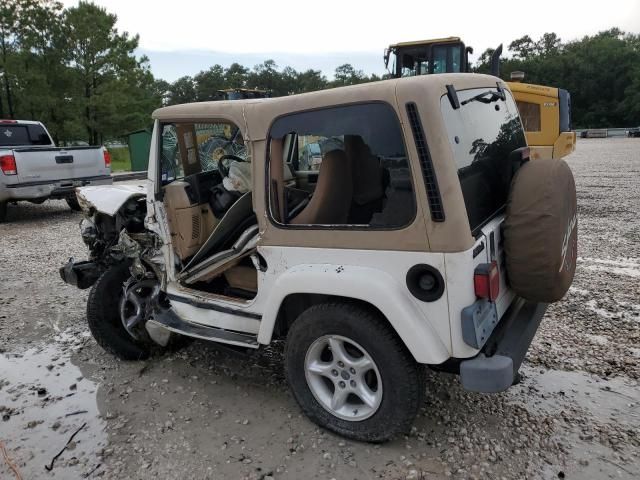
[268,102,416,229]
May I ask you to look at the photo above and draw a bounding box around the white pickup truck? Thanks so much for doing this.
[0,119,112,222]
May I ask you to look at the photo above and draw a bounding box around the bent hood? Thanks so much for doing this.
[76,182,148,216]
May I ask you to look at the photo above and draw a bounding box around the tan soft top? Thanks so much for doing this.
[152,73,504,124]
[154,73,507,254]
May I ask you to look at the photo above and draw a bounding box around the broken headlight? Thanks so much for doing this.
[80,218,99,248]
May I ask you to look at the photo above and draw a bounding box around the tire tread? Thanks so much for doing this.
[285,301,425,442]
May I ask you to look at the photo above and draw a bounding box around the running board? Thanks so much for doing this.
[150,308,259,348]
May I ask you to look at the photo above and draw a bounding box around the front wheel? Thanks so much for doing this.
[87,264,189,360]
[285,303,425,442]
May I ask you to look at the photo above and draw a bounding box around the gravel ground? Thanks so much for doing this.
[0,138,638,480]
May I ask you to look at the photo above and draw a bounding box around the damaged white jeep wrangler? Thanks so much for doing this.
[61,74,577,441]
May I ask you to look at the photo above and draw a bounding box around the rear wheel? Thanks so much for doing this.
[0,202,6,223]
[66,195,82,211]
[285,303,425,442]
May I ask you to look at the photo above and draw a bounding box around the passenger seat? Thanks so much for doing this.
[290,149,353,225]
[163,181,218,260]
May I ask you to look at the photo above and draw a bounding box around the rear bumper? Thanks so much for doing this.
[0,175,112,202]
[459,298,547,393]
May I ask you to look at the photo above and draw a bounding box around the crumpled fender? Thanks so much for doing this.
[76,183,147,216]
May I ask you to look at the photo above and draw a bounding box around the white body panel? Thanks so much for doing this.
[165,283,261,334]
[77,183,147,215]
[253,247,452,364]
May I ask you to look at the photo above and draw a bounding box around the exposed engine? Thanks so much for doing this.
[60,196,162,289]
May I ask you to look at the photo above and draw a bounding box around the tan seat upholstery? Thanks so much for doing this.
[224,265,258,292]
[163,181,217,260]
[290,149,353,225]
[344,135,384,205]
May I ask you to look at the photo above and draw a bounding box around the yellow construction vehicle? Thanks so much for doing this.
[384,37,576,159]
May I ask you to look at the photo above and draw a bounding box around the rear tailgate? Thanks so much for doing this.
[440,84,527,357]
[477,215,515,318]
[13,146,110,184]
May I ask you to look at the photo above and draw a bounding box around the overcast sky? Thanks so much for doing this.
[62,0,640,81]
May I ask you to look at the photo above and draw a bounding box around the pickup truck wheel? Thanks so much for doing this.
[66,195,82,211]
[0,202,6,222]
[285,303,425,442]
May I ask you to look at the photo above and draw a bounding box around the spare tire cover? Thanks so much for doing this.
[503,158,577,302]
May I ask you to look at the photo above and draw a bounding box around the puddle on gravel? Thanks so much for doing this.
[517,367,640,479]
[0,340,106,479]
[519,366,640,427]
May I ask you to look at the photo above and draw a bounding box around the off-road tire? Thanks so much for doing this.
[87,263,155,360]
[66,195,82,211]
[0,202,7,223]
[285,303,425,442]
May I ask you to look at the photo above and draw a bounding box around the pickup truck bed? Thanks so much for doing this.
[0,120,112,221]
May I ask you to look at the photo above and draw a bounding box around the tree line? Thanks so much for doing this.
[474,29,640,128]
[1,0,638,145]
[158,61,384,106]
[0,0,160,144]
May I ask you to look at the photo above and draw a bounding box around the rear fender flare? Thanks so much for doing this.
[258,264,450,364]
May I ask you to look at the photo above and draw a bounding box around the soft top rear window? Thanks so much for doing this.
[441,87,526,234]
[0,124,51,147]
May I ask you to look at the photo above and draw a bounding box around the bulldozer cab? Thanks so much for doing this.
[385,37,472,77]
[384,36,575,160]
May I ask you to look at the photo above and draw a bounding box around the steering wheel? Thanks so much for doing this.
[216,154,246,178]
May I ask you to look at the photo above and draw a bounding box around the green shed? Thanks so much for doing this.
[127,129,152,172]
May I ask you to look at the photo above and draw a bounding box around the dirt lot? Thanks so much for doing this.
[0,138,638,480]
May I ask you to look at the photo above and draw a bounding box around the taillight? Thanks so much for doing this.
[474,261,500,301]
[0,154,17,175]
[103,148,111,168]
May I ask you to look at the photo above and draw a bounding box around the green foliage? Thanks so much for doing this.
[162,60,383,105]
[107,145,131,172]
[0,0,382,142]
[0,0,159,143]
[475,29,640,127]
[2,0,636,139]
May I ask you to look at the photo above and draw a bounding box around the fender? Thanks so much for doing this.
[257,264,450,364]
[76,183,147,216]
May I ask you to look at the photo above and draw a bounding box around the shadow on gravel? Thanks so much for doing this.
[1,201,79,224]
